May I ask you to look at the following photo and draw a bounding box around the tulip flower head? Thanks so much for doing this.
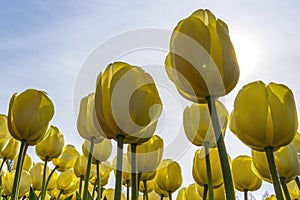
[183,101,228,147]
[7,89,54,145]
[0,114,12,151]
[0,137,20,160]
[230,81,298,151]
[95,62,163,144]
[52,144,80,172]
[29,162,51,190]
[35,125,65,161]
[165,9,239,103]
[13,153,33,171]
[232,155,262,192]
[3,170,32,197]
[82,138,112,163]
[56,169,80,195]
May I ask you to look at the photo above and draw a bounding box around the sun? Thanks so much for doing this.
[232,35,260,77]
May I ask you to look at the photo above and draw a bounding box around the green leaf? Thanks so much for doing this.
[76,191,82,200]
[64,194,73,200]
[28,187,38,200]
[87,191,93,200]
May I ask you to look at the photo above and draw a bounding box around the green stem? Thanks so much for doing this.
[203,184,208,200]
[57,190,63,200]
[11,140,28,200]
[114,135,125,200]
[264,146,284,200]
[79,175,84,196]
[0,158,7,172]
[295,176,300,190]
[45,165,58,191]
[244,189,248,200]
[143,180,149,200]
[204,142,214,200]
[92,183,96,198]
[83,137,96,200]
[138,172,142,194]
[160,195,164,200]
[96,160,102,200]
[126,180,130,200]
[131,143,137,200]
[280,177,291,200]
[168,191,172,200]
[40,157,48,200]
[206,96,235,200]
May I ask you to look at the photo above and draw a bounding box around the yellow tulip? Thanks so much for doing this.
[140,170,157,181]
[156,159,182,194]
[82,139,112,163]
[3,170,32,197]
[94,62,162,144]
[252,144,300,182]
[165,9,239,103]
[113,154,131,185]
[287,180,300,199]
[154,182,169,198]
[46,169,58,191]
[13,153,33,171]
[30,162,50,190]
[183,101,228,147]
[232,155,262,192]
[35,125,64,161]
[77,93,104,142]
[213,184,226,200]
[7,89,54,145]
[230,81,298,151]
[140,179,154,193]
[0,114,11,151]
[52,144,80,172]
[192,148,225,187]
[292,132,300,153]
[128,135,164,173]
[0,137,20,160]
[48,188,60,199]
[101,188,126,200]
[90,162,112,187]
[176,183,202,200]
[265,195,277,200]
[56,169,79,194]
[73,155,91,178]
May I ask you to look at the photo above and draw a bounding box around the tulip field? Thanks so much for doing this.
[1,5,300,200]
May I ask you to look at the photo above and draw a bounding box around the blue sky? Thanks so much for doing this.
[1,0,300,198]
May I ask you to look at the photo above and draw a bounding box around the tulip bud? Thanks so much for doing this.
[82,138,112,163]
[140,171,156,182]
[165,9,239,103]
[128,135,164,173]
[46,169,58,191]
[35,125,64,161]
[73,155,90,178]
[156,159,182,193]
[154,182,169,197]
[230,81,298,151]
[139,179,154,193]
[7,89,55,145]
[56,169,79,195]
[13,153,33,171]
[90,161,112,186]
[0,114,12,151]
[77,93,104,142]
[3,170,32,197]
[252,144,300,183]
[94,62,163,144]
[29,162,49,190]
[232,155,262,192]
[192,148,225,188]
[287,180,300,199]
[177,183,201,200]
[0,137,20,160]
[52,144,80,172]
[183,101,228,147]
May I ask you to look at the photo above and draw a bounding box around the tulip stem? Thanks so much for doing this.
[45,165,58,190]
[83,137,96,200]
[143,180,149,200]
[40,157,49,200]
[204,141,214,200]
[79,175,83,196]
[57,190,63,200]
[11,140,28,200]
[0,158,6,172]
[126,180,130,200]
[131,143,138,200]
[115,135,125,200]
[160,195,164,200]
[279,177,291,200]
[203,184,208,200]
[244,189,248,200]
[295,177,300,190]
[264,146,284,200]
[206,96,235,200]
[96,160,102,200]
[168,191,172,200]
